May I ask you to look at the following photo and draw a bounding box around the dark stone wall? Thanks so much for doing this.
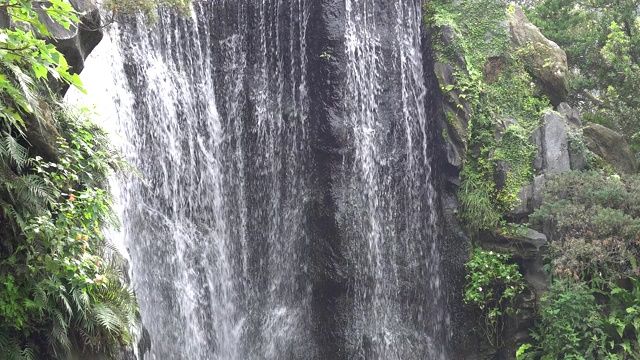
[306,0,348,357]
[421,18,474,360]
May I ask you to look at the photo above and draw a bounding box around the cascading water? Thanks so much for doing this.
[72,2,314,359]
[337,1,445,358]
[69,1,447,359]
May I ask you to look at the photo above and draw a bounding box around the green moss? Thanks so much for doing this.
[427,0,551,235]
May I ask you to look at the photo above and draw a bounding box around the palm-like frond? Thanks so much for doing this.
[1,63,41,121]
[91,302,123,336]
[48,308,71,359]
[0,133,29,171]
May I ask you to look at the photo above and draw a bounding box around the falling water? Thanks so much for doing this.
[71,1,314,359]
[337,1,445,358]
[70,0,446,359]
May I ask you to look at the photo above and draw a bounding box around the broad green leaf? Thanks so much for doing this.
[31,63,48,79]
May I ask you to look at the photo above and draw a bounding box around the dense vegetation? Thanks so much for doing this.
[527,0,640,150]
[428,0,640,357]
[464,248,526,349]
[428,0,550,235]
[520,172,640,359]
[0,0,189,358]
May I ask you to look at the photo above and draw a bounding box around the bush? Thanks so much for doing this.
[464,248,526,349]
[519,278,640,359]
[0,106,138,359]
[531,171,640,286]
[520,171,640,359]
[520,280,611,360]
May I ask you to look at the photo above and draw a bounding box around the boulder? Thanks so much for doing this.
[541,111,571,174]
[23,101,61,162]
[49,0,103,76]
[2,1,102,80]
[508,5,568,106]
[484,228,549,359]
[510,174,545,217]
[34,0,103,94]
[557,103,587,170]
[531,127,544,171]
[557,102,582,128]
[512,106,588,217]
[0,9,8,28]
[511,182,533,216]
[583,123,637,174]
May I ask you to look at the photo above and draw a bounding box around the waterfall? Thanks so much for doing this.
[69,1,446,359]
[338,1,445,358]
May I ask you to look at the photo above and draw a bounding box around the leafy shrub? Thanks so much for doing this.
[0,106,139,359]
[531,171,640,286]
[520,171,640,359]
[519,278,640,360]
[464,248,526,349]
[520,280,611,360]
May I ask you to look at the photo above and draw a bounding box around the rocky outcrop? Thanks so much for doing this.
[539,110,571,174]
[435,61,468,175]
[511,103,587,218]
[429,3,577,357]
[583,123,637,174]
[45,0,104,93]
[508,5,568,106]
[482,228,549,359]
[0,0,103,94]
[21,101,61,162]
[433,41,470,183]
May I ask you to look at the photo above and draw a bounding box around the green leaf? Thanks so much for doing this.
[31,63,48,79]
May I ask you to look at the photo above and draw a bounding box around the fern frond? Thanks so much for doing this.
[92,303,122,336]
[56,291,73,319]
[49,311,71,359]
[32,282,47,316]
[0,133,29,171]
[71,288,90,314]
[98,241,129,270]
[20,344,36,360]
[18,175,56,207]
[0,199,26,231]
[2,63,40,119]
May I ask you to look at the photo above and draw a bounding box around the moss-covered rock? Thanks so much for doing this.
[507,5,568,106]
[583,123,637,174]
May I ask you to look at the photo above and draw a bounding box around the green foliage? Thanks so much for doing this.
[521,171,640,359]
[0,0,84,128]
[0,1,140,358]
[531,171,640,286]
[606,279,640,356]
[499,220,530,237]
[521,280,612,360]
[528,0,640,149]
[102,0,192,21]
[464,248,526,349]
[520,279,640,359]
[0,106,139,359]
[427,0,551,234]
